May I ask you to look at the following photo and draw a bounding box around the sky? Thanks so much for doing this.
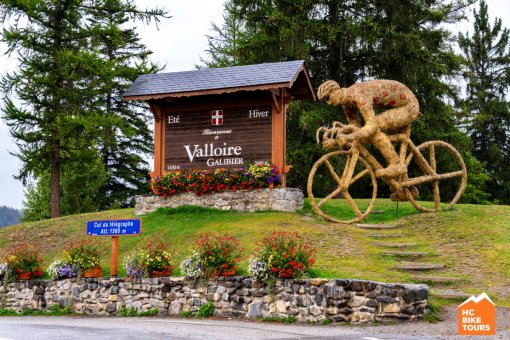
[0,0,509,210]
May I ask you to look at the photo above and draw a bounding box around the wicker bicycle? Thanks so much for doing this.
[307,122,467,223]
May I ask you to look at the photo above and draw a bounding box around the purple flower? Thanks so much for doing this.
[57,264,78,279]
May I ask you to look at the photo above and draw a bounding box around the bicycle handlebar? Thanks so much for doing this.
[316,123,359,145]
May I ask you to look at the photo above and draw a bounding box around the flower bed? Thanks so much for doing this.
[151,162,280,197]
[124,236,173,279]
[181,233,242,279]
[249,231,316,283]
[64,239,105,277]
[2,242,44,281]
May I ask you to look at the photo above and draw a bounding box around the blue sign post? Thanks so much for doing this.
[87,219,142,277]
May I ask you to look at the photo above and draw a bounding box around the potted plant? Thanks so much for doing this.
[248,231,316,284]
[47,259,79,280]
[124,236,173,279]
[3,242,44,281]
[64,239,104,278]
[181,233,242,278]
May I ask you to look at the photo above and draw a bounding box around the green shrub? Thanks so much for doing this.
[119,304,137,317]
[197,301,214,318]
[178,310,194,318]
[0,308,17,316]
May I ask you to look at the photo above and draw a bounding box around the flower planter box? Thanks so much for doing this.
[150,266,173,278]
[82,266,103,278]
[17,272,32,280]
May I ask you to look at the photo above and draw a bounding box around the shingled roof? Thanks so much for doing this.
[123,60,315,100]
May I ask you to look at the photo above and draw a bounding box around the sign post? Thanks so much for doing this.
[86,219,142,277]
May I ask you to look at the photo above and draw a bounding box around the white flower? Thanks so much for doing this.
[0,262,7,276]
[248,256,271,282]
[47,259,65,280]
[180,251,203,279]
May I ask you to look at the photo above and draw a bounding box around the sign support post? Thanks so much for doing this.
[111,236,120,277]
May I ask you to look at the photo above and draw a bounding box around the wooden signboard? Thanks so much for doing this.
[123,60,316,185]
[165,106,272,170]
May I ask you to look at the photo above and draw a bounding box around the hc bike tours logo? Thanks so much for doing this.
[211,110,223,126]
[458,292,495,336]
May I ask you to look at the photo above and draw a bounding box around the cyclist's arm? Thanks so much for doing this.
[345,100,377,142]
[341,104,361,128]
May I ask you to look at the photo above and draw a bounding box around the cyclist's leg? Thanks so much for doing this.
[371,129,406,178]
[376,104,419,134]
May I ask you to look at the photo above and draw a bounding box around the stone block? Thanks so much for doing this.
[310,305,322,316]
[295,296,307,307]
[169,300,181,315]
[380,303,400,314]
[106,303,116,313]
[275,300,287,313]
[246,302,262,318]
[403,284,428,303]
[348,295,365,308]
[376,296,398,304]
[309,279,329,286]
[351,311,374,323]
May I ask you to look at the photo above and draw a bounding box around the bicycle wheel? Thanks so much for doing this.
[404,141,467,212]
[307,150,378,223]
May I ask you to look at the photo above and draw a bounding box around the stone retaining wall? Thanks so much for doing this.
[135,188,304,215]
[0,277,428,323]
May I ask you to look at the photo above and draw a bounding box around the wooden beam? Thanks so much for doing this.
[151,104,163,178]
[271,93,280,114]
[160,110,166,175]
[148,102,161,120]
[272,88,288,187]
[281,88,288,187]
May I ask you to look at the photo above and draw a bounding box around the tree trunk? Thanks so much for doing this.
[50,142,60,218]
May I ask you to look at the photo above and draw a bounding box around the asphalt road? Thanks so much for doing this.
[0,316,433,340]
[0,306,509,340]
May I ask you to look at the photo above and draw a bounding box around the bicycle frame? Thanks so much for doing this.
[342,133,430,196]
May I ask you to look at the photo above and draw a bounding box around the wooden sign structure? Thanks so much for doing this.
[123,60,315,185]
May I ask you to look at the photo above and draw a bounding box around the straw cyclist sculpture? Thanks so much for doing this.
[308,79,467,223]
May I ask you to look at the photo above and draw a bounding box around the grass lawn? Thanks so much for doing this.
[0,199,508,307]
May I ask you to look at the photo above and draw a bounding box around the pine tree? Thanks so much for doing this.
[458,0,510,203]
[200,0,245,68]
[0,1,168,218]
[84,2,165,208]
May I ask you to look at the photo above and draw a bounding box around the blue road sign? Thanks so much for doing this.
[87,219,142,236]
